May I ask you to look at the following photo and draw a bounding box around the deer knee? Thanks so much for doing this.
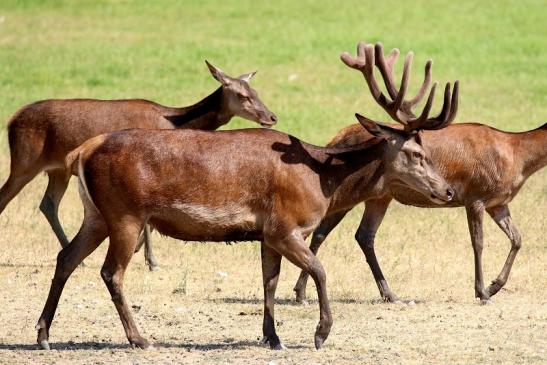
[54,249,73,280]
[308,258,326,284]
[355,230,374,248]
[511,230,522,251]
[39,194,53,214]
[101,268,124,301]
[100,267,114,286]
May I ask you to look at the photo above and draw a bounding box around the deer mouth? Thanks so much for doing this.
[259,121,276,128]
[429,188,454,204]
[429,193,450,204]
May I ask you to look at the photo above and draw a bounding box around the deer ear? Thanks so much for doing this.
[237,71,257,83]
[355,113,401,141]
[205,60,231,85]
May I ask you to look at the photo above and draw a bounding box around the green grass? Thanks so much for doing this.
[0,0,545,147]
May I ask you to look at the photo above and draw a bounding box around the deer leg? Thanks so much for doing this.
[355,198,398,302]
[0,129,46,215]
[143,225,159,271]
[36,208,108,349]
[260,242,284,350]
[101,220,149,349]
[293,209,349,303]
[0,167,41,215]
[485,205,522,297]
[466,202,490,304]
[39,170,71,248]
[135,224,159,271]
[268,233,332,349]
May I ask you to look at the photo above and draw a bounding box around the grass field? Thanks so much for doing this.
[0,1,546,364]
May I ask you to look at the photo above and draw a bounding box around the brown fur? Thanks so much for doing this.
[293,122,547,304]
[0,62,276,271]
[35,118,454,350]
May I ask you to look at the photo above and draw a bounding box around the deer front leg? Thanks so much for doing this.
[485,205,522,297]
[466,202,490,304]
[355,198,399,303]
[269,232,333,349]
[293,209,349,303]
[260,242,284,350]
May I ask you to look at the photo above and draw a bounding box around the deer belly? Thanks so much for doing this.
[150,202,261,242]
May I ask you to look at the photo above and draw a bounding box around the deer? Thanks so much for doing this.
[34,44,459,351]
[292,42,547,306]
[0,61,277,270]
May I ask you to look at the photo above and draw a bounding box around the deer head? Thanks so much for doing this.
[205,60,278,127]
[356,114,454,203]
[346,42,459,203]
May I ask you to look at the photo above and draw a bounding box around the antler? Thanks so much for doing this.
[341,41,459,132]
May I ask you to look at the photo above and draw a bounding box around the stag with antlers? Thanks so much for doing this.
[35,43,459,350]
[293,42,546,305]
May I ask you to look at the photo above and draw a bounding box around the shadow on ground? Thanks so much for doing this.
[0,340,308,351]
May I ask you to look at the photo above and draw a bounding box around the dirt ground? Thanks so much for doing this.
[0,171,545,364]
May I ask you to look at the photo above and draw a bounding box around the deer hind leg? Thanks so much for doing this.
[0,165,42,215]
[293,209,349,304]
[268,232,332,350]
[260,242,284,350]
[355,198,399,303]
[0,127,47,215]
[135,224,159,271]
[101,219,149,349]
[39,170,71,248]
[465,202,490,304]
[485,205,522,297]
[36,203,108,349]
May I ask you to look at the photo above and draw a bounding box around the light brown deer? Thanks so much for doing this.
[293,42,547,305]
[35,45,459,350]
[1,61,276,270]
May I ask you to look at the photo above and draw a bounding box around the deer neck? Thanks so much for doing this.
[316,140,387,214]
[166,87,232,130]
[518,123,547,178]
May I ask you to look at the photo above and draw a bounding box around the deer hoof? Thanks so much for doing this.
[273,343,287,350]
[314,335,324,350]
[39,340,50,350]
[148,265,160,272]
[480,298,493,306]
[130,337,150,349]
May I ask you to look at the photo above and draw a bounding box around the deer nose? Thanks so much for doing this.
[270,114,278,123]
[446,187,454,201]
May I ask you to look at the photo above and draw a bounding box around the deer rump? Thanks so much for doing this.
[69,128,326,243]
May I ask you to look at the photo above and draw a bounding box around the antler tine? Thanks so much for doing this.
[433,82,452,123]
[374,43,399,99]
[363,44,386,103]
[418,80,459,131]
[392,52,413,117]
[407,82,437,131]
[340,41,368,70]
[385,47,400,69]
[407,59,433,107]
[446,80,459,124]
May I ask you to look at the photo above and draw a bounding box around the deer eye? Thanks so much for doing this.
[412,151,422,160]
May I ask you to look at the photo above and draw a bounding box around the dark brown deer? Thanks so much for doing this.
[0,61,276,270]
[293,42,547,305]
[34,45,459,350]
